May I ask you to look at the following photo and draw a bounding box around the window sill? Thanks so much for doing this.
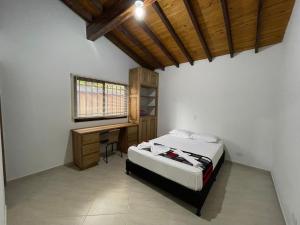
[74,116,127,123]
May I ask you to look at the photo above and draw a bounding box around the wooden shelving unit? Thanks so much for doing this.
[129,67,159,143]
[140,86,157,117]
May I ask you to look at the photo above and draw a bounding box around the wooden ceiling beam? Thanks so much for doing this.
[87,0,157,41]
[105,33,155,70]
[138,21,180,67]
[220,0,234,57]
[117,25,165,70]
[61,0,93,23]
[255,0,264,53]
[183,0,212,62]
[152,2,194,65]
[90,0,103,14]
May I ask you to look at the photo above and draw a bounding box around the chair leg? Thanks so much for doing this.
[196,208,201,217]
[105,145,108,163]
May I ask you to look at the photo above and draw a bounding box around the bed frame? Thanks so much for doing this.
[126,151,225,216]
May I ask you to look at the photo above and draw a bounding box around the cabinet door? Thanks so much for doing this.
[129,96,139,123]
[140,71,149,86]
[140,69,157,87]
[147,117,157,140]
[148,73,158,87]
[139,118,148,143]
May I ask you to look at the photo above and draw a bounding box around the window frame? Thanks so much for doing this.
[72,75,128,123]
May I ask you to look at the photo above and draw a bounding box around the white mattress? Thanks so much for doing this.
[128,134,224,191]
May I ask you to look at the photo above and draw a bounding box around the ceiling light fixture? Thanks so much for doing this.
[134,0,145,21]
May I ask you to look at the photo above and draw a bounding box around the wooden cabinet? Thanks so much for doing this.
[148,116,157,140]
[139,117,149,142]
[139,116,157,142]
[73,132,100,169]
[128,126,138,143]
[140,70,158,87]
[140,71,149,86]
[148,73,158,87]
[129,67,158,143]
[120,125,139,151]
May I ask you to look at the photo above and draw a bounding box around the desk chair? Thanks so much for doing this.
[101,129,121,163]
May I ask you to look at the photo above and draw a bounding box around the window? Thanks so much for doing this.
[73,76,128,122]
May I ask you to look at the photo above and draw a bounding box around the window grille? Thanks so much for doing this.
[73,76,128,121]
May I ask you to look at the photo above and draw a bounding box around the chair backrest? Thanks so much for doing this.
[108,129,120,143]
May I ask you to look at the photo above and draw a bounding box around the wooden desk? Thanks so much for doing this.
[72,123,138,170]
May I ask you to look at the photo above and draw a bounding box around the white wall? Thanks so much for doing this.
[0,130,6,225]
[0,0,299,223]
[0,69,2,95]
[0,0,137,180]
[0,66,5,224]
[158,4,300,223]
[0,39,5,225]
[158,46,283,171]
[272,1,300,225]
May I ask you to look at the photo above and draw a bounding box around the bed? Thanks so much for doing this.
[126,133,225,216]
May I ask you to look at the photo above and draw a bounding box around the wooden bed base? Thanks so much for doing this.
[126,152,225,216]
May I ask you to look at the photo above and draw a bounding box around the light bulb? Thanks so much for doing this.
[134,0,145,20]
[135,7,145,20]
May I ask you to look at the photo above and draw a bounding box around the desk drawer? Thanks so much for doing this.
[82,133,100,145]
[82,152,99,168]
[82,143,99,156]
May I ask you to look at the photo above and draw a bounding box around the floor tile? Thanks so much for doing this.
[6,155,286,225]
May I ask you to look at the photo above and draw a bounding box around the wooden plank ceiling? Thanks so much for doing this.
[61,0,295,70]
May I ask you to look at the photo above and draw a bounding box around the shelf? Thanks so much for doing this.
[141,96,156,98]
[141,85,157,89]
[141,115,156,118]
[141,106,156,108]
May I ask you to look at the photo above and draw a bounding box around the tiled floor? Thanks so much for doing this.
[6,154,285,225]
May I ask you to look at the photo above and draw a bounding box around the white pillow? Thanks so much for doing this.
[190,133,219,143]
[169,129,192,139]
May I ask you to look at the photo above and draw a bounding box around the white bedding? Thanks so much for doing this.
[150,135,223,169]
[128,134,224,191]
